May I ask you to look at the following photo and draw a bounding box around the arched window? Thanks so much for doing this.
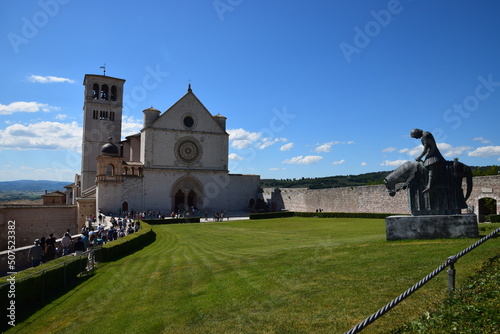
[111,85,117,101]
[101,84,109,100]
[106,164,114,176]
[92,83,99,99]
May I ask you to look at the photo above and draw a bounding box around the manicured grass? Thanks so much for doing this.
[8,218,500,334]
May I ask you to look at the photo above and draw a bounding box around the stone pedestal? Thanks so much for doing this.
[385,214,478,241]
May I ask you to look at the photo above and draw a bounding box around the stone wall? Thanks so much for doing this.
[0,205,78,251]
[466,175,500,220]
[263,175,500,218]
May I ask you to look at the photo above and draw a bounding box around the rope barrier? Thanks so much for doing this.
[343,227,500,334]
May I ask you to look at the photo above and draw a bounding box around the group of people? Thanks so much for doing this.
[27,217,141,268]
[205,210,228,222]
[27,229,72,267]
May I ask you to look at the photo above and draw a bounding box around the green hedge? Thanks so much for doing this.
[294,212,397,219]
[1,254,87,331]
[95,222,156,262]
[250,212,295,220]
[143,217,200,225]
[250,211,398,220]
[487,214,500,223]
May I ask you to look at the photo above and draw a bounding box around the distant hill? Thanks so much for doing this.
[0,180,70,194]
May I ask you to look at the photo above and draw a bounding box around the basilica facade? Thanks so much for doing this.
[75,74,261,219]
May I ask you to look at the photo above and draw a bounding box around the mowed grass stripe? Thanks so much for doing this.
[8,219,499,334]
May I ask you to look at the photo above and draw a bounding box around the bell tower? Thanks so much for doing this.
[81,74,126,192]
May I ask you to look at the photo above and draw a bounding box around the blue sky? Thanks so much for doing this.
[1,0,500,182]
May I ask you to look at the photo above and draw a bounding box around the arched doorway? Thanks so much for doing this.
[174,189,185,212]
[187,190,197,211]
[171,176,204,213]
[122,201,129,214]
[478,197,497,222]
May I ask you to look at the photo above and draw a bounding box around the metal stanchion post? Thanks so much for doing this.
[447,256,456,292]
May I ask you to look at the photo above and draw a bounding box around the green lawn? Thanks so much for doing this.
[8,218,500,334]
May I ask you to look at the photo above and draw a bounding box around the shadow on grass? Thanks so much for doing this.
[2,272,95,333]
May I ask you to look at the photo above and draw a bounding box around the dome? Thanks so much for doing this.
[101,137,120,156]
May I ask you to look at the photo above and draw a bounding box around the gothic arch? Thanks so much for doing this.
[170,175,204,212]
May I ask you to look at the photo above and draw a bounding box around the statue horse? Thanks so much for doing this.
[384,160,472,215]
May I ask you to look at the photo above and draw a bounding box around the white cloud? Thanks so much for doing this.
[437,143,473,158]
[314,141,353,153]
[257,137,287,150]
[382,147,397,153]
[228,128,261,149]
[122,115,143,138]
[332,159,345,165]
[0,101,60,115]
[400,146,420,156]
[400,143,472,158]
[269,167,285,171]
[228,128,287,150]
[229,153,243,161]
[280,142,294,151]
[55,114,68,120]
[473,137,491,144]
[282,155,323,165]
[28,75,75,84]
[361,162,367,166]
[0,121,82,150]
[380,160,408,167]
[468,146,500,157]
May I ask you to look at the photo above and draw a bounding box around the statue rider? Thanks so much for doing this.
[410,128,445,193]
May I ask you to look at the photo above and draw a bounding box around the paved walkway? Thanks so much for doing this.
[93,211,250,229]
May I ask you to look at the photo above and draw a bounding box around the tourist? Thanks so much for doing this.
[61,233,72,256]
[107,226,115,241]
[81,232,89,250]
[45,243,55,261]
[28,239,44,267]
[40,236,46,252]
[74,237,85,255]
[45,233,57,260]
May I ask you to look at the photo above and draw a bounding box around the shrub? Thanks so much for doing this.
[295,212,396,219]
[96,222,155,262]
[487,214,500,223]
[249,211,397,220]
[144,217,200,225]
[250,211,295,220]
[0,254,88,331]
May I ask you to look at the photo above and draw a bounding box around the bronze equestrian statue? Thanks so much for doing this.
[384,129,473,215]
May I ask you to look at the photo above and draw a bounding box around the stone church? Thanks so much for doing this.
[73,74,261,221]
